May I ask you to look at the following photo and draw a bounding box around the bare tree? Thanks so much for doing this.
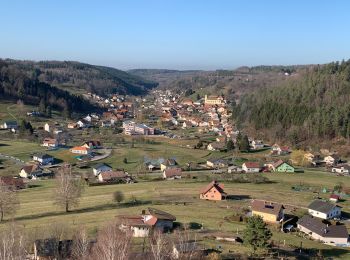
[0,222,27,260]
[92,220,132,260]
[0,185,19,222]
[149,230,171,260]
[54,164,83,212]
[72,226,90,260]
[171,229,202,260]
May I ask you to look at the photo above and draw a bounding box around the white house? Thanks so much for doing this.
[44,123,51,132]
[32,153,54,165]
[297,215,348,245]
[250,140,264,150]
[324,155,341,166]
[92,163,112,176]
[308,200,341,220]
[118,216,150,237]
[42,138,58,148]
[332,165,350,174]
[242,162,260,173]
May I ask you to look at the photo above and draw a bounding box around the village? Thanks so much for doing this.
[0,89,350,259]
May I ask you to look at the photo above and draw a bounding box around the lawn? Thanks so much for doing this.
[0,169,348,258]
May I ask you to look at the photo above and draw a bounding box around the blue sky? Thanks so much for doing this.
[0,0,349,70]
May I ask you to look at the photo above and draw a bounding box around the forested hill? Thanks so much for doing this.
[0,60,99,117]
[2,59,158,96]
[233,60,350,145]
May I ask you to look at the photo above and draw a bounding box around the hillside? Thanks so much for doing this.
[0,60,98,117]
[233,60,350,147]
[129,66,306,101]
[2,59,158,96]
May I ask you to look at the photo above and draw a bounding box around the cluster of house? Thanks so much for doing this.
[205,158,296,173]
[197,179,348,246]
[251,199,348,246]
[152,90,234,137]
[91,163,134,183]
[143,157,183,180]
[31,207,195,259]
[122,120,155,135]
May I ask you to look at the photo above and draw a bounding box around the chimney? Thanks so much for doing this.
[141,209,146,215]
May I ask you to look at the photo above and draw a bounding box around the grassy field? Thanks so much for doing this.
[1,135,350,257]
[0,169,348,258]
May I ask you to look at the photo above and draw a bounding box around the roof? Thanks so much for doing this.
[43,138,57,144]
[147,208,176,221]
[71,146,89,151]
[93,163,111,170]
[118,215,149,227]
[161,158,177,166]
[83,140,102,147]
[298,215,348,238]
[272,160,284,168]
[33,153,53,159]
[164,167,182,178]
[330,194,340,200]
[200,181,226,195]
[4,121,17,125]
[100,171,127,180]
[22,164,41,174]
[243,162,260,168]
[308,200,340,214]
[251,200,284,216]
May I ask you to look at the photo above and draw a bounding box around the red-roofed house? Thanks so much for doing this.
[242,162,260,173]
[163,167,182,180]
[330,194,340,203]
[98,171,133,183]
[199,181,226,201]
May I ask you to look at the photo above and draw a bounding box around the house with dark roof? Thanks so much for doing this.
[242,162,260,173]
[251,200,284,223]
[82,140,102,149]
[160,158,178,171]
[308,200,341,220]
[1,121,18,130]
[33,153,54,165]
[297,215,348,245]
[144,208,176,232]
[163,167,182,180]
[199,181,227,201]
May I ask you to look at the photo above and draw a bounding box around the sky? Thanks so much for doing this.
[0,0,349,70]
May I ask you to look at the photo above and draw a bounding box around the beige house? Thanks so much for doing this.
[251,200,284,223]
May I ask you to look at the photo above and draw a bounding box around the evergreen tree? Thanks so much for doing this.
[238,135,250,152]
[227,139,235,151]
[243,216,272,254]
[39,99,46,114]
[46,105,52,118]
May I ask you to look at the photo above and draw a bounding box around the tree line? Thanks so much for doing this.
[233,60,350,145]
